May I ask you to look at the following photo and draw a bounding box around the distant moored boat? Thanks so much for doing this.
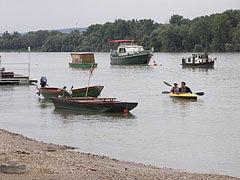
[109,40,153,65]
[69,53,98,68]
[181,52,216,68]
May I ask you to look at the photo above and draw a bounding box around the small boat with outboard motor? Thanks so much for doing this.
[51,97,138,113]
[37,76,103,99]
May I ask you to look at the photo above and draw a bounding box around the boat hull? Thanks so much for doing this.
[38,86,104,99]
[169,93,198,100]
[51,98,138,113]
[182,60,214,68]
[69,63,98,68]
[110,52,152,65]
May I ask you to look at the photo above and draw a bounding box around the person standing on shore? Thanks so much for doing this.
[179,82,192,93]
[170,82,179,93]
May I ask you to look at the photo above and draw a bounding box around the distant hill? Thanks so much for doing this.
[0,27,87,36]
[49,27,87,34]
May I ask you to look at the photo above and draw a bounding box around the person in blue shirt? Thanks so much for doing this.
[170,82,179,93]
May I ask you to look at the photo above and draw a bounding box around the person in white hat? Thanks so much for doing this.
[170,82,179,94]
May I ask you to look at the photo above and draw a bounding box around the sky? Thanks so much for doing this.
[0,0,239,33]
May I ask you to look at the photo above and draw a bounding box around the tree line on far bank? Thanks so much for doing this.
[0,9,240,52]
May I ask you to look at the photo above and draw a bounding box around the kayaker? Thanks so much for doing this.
[179,82,192,93]
[170,82,179,94]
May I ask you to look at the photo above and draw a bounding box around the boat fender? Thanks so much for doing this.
[153,61,157,66]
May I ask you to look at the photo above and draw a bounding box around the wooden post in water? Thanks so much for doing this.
[28,46,31,77]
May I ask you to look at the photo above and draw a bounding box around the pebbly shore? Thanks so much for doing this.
[0,129,239,180]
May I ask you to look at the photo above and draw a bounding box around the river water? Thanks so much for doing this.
[0,52,240,177]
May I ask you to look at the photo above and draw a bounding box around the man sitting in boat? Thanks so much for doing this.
[179,82,192,93]
[61,86,72,98]
[170,82,179,94]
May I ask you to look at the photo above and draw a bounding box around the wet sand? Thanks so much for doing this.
[0,129,238,180]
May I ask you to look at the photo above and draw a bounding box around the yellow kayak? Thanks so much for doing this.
[169,93,198,99]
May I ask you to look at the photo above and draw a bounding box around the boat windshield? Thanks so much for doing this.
[120,42,137,46]
[192,53,209,59]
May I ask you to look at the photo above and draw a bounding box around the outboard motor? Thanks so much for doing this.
[61,86,72,98]
[0,67,5,72]
[40,76,47,87]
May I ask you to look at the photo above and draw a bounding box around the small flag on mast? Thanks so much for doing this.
[90,63,95,77]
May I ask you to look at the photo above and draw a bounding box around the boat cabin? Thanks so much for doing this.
[71,53,95,64]
[117,43,144,55]
[182,53,214,64]
[109,40,145,56]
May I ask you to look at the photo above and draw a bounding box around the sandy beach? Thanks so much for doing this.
[0,129,238,180]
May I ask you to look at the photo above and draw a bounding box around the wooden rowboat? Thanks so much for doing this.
[51,97,138,113]
[37,85,104,99]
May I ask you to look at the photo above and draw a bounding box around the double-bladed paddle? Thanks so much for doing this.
[163,81,172,87]
[162,81,204,96]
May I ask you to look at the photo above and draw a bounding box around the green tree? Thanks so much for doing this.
[190,17,212,51]
[211,14,231,51]
[158,24,182,51]
[169,15,183,26]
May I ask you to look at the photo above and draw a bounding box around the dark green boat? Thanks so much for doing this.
[109,40,153,65]
[37,85,104,99]
[51,97,138,113]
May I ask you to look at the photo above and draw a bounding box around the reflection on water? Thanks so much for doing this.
[182,67,214,72]
[171,98,197,104]
[70,67,92,71]
[52,107,136,121]
[0,85,16,91]
[110,64,153,70]
[182,66,215,73]
[38,98,54,109]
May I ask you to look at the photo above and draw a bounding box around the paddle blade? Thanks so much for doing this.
[195,92,204,96]
[163,81,172,87]
[162,91,171,94]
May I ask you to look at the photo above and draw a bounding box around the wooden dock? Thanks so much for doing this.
[0,73,37,85]
[0,54,37,85]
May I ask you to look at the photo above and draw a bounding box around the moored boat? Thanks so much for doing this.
[37,85,104,99]
[109,40,153,65]
[69,53,98,68]
[181,53,216,68]
[51,97,138,113]
[169,93,198,100]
